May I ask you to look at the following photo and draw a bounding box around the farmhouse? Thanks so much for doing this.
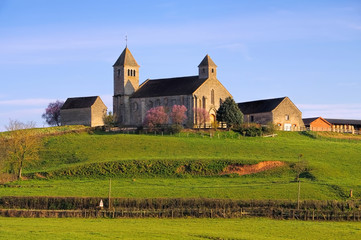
[237,97,304,131]
[113,47,232,127]
[60,96,107,127]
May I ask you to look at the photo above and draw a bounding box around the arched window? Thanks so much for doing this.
[211,68,214,73]
[134,70,136,77]
[128,69,130,76]
[202,68,205,73]
[117,69,121,77]
[211,89,215,105]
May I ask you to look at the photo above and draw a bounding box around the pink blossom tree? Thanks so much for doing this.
[194,108,210,129]
[144,106,168,131]
[170,105,187,125]
[42,100,64,126]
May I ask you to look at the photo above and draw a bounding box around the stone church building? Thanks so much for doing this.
[113,47,232,127]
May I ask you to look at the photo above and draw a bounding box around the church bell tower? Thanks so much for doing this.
[198,54,217,79]
[113,47,140,125]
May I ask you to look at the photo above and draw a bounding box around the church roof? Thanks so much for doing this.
[198,54,217,67]
[61,96,99,109]
[237,97,286,114]
[113,47,139,67]
[131,76,207,98]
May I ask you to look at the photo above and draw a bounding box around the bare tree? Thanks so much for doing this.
[194,108,210,129]
[1,120,41,180]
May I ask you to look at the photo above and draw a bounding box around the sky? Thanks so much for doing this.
[0,0,360,131]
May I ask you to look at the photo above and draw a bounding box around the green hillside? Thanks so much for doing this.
[2,129,361,200]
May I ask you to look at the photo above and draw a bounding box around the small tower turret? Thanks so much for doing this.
[198,54,217,79]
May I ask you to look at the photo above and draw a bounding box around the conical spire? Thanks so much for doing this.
[198,54,217,67]
[113,47,140,67]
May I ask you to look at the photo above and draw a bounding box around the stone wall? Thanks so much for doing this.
[91,98,107,127]
[273,97,304,131]
[193,76,232,126]
[129,95,193,126]
[61,108,91,126]
[243,112,273,125]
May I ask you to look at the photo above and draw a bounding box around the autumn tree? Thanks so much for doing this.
[0,120,41,180]
[170,105,187,125]
[143,106,168,131]
[216,97,243,129]
[194,108,210,129]
[42,100,64,126]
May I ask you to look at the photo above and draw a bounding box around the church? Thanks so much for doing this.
[113,47,232,127]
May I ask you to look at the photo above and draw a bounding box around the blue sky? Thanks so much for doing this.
[0,0,360,131]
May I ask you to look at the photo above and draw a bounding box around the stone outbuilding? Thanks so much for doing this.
[237,97,304,131]
[60,96,107,127]
[113,47,232,127]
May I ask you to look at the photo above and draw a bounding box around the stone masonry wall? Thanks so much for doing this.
[60,108,91,126]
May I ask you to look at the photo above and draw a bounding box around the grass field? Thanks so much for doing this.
[1,217,360,240]
[2,130,357,200]
[0,177,344,200]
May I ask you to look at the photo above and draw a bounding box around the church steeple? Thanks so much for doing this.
[113,47,140,96]
[198,54,217,79]
[113,47,140,125]
[113,47,140,68]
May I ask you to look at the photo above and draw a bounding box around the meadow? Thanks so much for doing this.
[1,130,358,200]
[0,217,360,240]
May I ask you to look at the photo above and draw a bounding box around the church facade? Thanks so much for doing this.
[113,47,232,127]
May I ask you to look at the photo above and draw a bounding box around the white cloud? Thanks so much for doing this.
[0,98,56,106]
[216,43,252,61]
[299,103,361,119]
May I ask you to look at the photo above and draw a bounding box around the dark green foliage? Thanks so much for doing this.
[216,97,243,129]
[234,123,263,137]
[38,159,264,178]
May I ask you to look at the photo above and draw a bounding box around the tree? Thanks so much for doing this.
[216,97,243,129]
[0,120,41,180]
[194,108,210,129]
[42,100,64,126]
[103,111,116,130]
[170,105,187,125]
[144,106,168,131]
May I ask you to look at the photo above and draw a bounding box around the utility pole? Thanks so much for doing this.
[108,178,112,210]
[297,154,303,210]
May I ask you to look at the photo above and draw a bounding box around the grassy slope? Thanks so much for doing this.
[2,130,361,199]
[1,217,361,240]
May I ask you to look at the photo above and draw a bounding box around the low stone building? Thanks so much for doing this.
[60,96,107,127]
[237,97,304,131]
[113,47,232,127]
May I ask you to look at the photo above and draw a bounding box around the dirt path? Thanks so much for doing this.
[221,161,285,176]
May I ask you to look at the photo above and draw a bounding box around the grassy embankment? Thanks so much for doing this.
[1,129,360,200]
[0,217,361,240]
